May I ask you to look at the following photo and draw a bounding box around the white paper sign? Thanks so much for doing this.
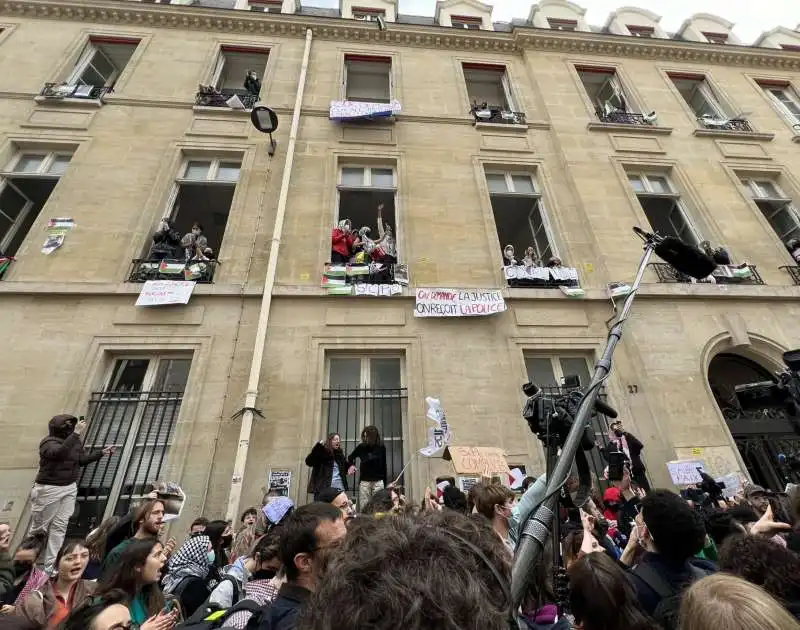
[136,280,196,306]
[268,469,292,497]
[414,288,507,318]
[667,460,706,486]
[716,473,742,499]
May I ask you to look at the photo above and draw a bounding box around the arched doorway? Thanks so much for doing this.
[708,353,800,491]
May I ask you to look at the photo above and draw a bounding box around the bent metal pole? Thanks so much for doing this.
[510,235,657,610]
[225,28,314,522]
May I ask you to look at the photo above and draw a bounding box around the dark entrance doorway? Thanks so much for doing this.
[708,353,800,491]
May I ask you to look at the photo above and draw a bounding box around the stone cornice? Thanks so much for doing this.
[1,0,800,70]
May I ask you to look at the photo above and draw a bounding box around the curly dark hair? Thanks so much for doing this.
[442,485,468,514]
[361,489,395,515]
[569,553,660,630]
[299,510,511,630]
[641,490,705,562]
[718,534,800,605]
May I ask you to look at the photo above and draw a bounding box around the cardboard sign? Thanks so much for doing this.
[136,280,196,306]
[414,288,506,318]
[667,460,705,485]
[444,446,510,475]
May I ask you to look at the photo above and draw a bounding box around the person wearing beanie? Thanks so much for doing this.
[315,487,355,521]
[28,415,115,574]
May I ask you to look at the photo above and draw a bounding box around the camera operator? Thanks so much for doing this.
[604,420,650,492]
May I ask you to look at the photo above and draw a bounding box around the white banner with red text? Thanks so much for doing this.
[414,288,507,318]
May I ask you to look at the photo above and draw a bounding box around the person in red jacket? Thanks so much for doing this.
[331,219,357,264]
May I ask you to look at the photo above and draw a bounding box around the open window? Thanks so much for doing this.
[463,63,524,124]
[0,151,73,259]
[577,67,638,121]
[628,172,700,245]
[197,46,270,109]
[703,32,728,44]
[669,74,726,119]
[337,165,397,257]
[547,18,577,31]
[352,7,386,22]
[43,37,139,100]
[758,80,800,127]
[248,0,283,11]
[628,25,655,37]
[451,15,482,29]
[740,177,800,248]
[344,55,391,104]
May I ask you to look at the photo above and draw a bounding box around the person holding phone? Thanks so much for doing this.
[29,415,116,574]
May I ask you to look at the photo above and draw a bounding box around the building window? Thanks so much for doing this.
[669,74,726,119]
[337,165,397,258]
[486,170,555,268]
[344,55,391,104]
[758,81,800,127]
[780,44,800,52]
[740,177,800,247]
[464,63,521,122]
[577,66,652,125]
[627,172,700,245]
[352,7,385,21]
[451,15,482,29]
[197,46,270,109]
[249,0,282,11]
[547,18,577,31]
[628,25,654,37]
[0,151,73,257]
[70,37,138,90]
[524,355,613,483]
[703,32,728,44]
[323,356,406,503]
[69,356,192,536]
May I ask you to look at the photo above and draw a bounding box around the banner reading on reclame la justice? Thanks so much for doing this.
[414,288,507,318]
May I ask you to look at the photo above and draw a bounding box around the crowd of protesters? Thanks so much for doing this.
[0,415,798,629]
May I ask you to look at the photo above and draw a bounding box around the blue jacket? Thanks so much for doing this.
[509,474,548,551]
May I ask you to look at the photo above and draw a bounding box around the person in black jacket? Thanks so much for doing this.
[244,70,261,97]
[347,425,387,509]
[28,415,115,574]
[605,420,650,492]
[305,434,351,501]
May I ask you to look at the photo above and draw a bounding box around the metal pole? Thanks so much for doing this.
[511,239,656,609]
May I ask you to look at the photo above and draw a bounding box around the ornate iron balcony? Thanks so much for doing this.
[0,256,13,280]
[40,83,112,101]
[780,265,800,285]
[595,109,655,125]
[195,88,258,110]
[698,117,754,132]
[127,258,217,283]
[649,262,764,285]
[470,104,526,125]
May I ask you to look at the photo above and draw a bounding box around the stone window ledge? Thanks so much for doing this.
[693,128,775,141]
[587,122,673,135]
[33,96,103,108]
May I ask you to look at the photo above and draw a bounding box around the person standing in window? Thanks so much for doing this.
[347,426,387,509]
[180,223,208,261]
[29,415,115,575]
[375,204,397,264]
[330,220,356,264]
[244,70,261,97]
[305,434,351,502]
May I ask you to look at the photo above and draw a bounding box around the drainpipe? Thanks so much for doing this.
[226,27,313,522]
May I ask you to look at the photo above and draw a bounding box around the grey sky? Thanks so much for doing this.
[306,1,800,44]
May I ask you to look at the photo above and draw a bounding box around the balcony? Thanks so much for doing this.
[697,116,753,132]
[127,258,217,284]
[322,262,409,296]
[195,87,258,110]
[0,256,14,280]
[39,82,112,101]
[780,266,800,285]
[470,104,526,125]
[504,264,580,289]
[649,263,764,285]
[595,109,654,126]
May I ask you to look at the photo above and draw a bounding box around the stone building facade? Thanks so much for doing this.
[0,0,799,534]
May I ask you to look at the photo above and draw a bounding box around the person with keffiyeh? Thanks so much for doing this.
[604,420,650,492]
[161,534,219,618]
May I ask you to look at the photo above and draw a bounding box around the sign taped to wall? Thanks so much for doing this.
[414,288,506,318]
[136,280,196,306]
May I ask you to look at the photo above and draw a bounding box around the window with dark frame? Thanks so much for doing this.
[668,73,727,119]
[451,15,482,29]
[344,55,391,104]
[0,150,73,259]
[68,356,192,537]
[463,63,525,123]
[352,7,386,21]
[739,176,800,249]
[703,31,728,45]
[197,46,269,109]
[337,165,397,260]
[627,171,700,246]
[627,25,655,37]
[324,355,406,505]
[249,0,283,12]
[547,18,577,31]
[576,66,651,125]
[757,80,800,126]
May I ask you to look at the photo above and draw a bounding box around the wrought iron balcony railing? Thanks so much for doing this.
[780,265,800,286]
[470,104,527,125]
[322,262,408,293]
[0,256,13,280]
[595,109,655,126]
[649,262,764,285]
[40,82,112,101]
[698,117,754,132]
[127,258,217,283]
[195,88,258,110]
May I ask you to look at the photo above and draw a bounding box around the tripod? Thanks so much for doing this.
[511,230,659,610]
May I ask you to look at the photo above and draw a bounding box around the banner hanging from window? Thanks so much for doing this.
[414,288,506,318]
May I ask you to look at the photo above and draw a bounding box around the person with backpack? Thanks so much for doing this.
[627,490,713,629]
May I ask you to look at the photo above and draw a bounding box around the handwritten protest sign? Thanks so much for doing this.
[268,469,292,497]
[667,460,705,485]
[414,288,507,318]
[136,280,196,306]
[444,446,510,475]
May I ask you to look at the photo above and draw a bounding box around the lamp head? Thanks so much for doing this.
[250,105,279,134]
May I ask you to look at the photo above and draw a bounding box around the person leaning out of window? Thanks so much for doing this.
[347,426,387,508]
[305,434,352,502]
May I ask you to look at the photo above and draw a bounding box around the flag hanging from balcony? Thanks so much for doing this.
[329,100,402,121]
